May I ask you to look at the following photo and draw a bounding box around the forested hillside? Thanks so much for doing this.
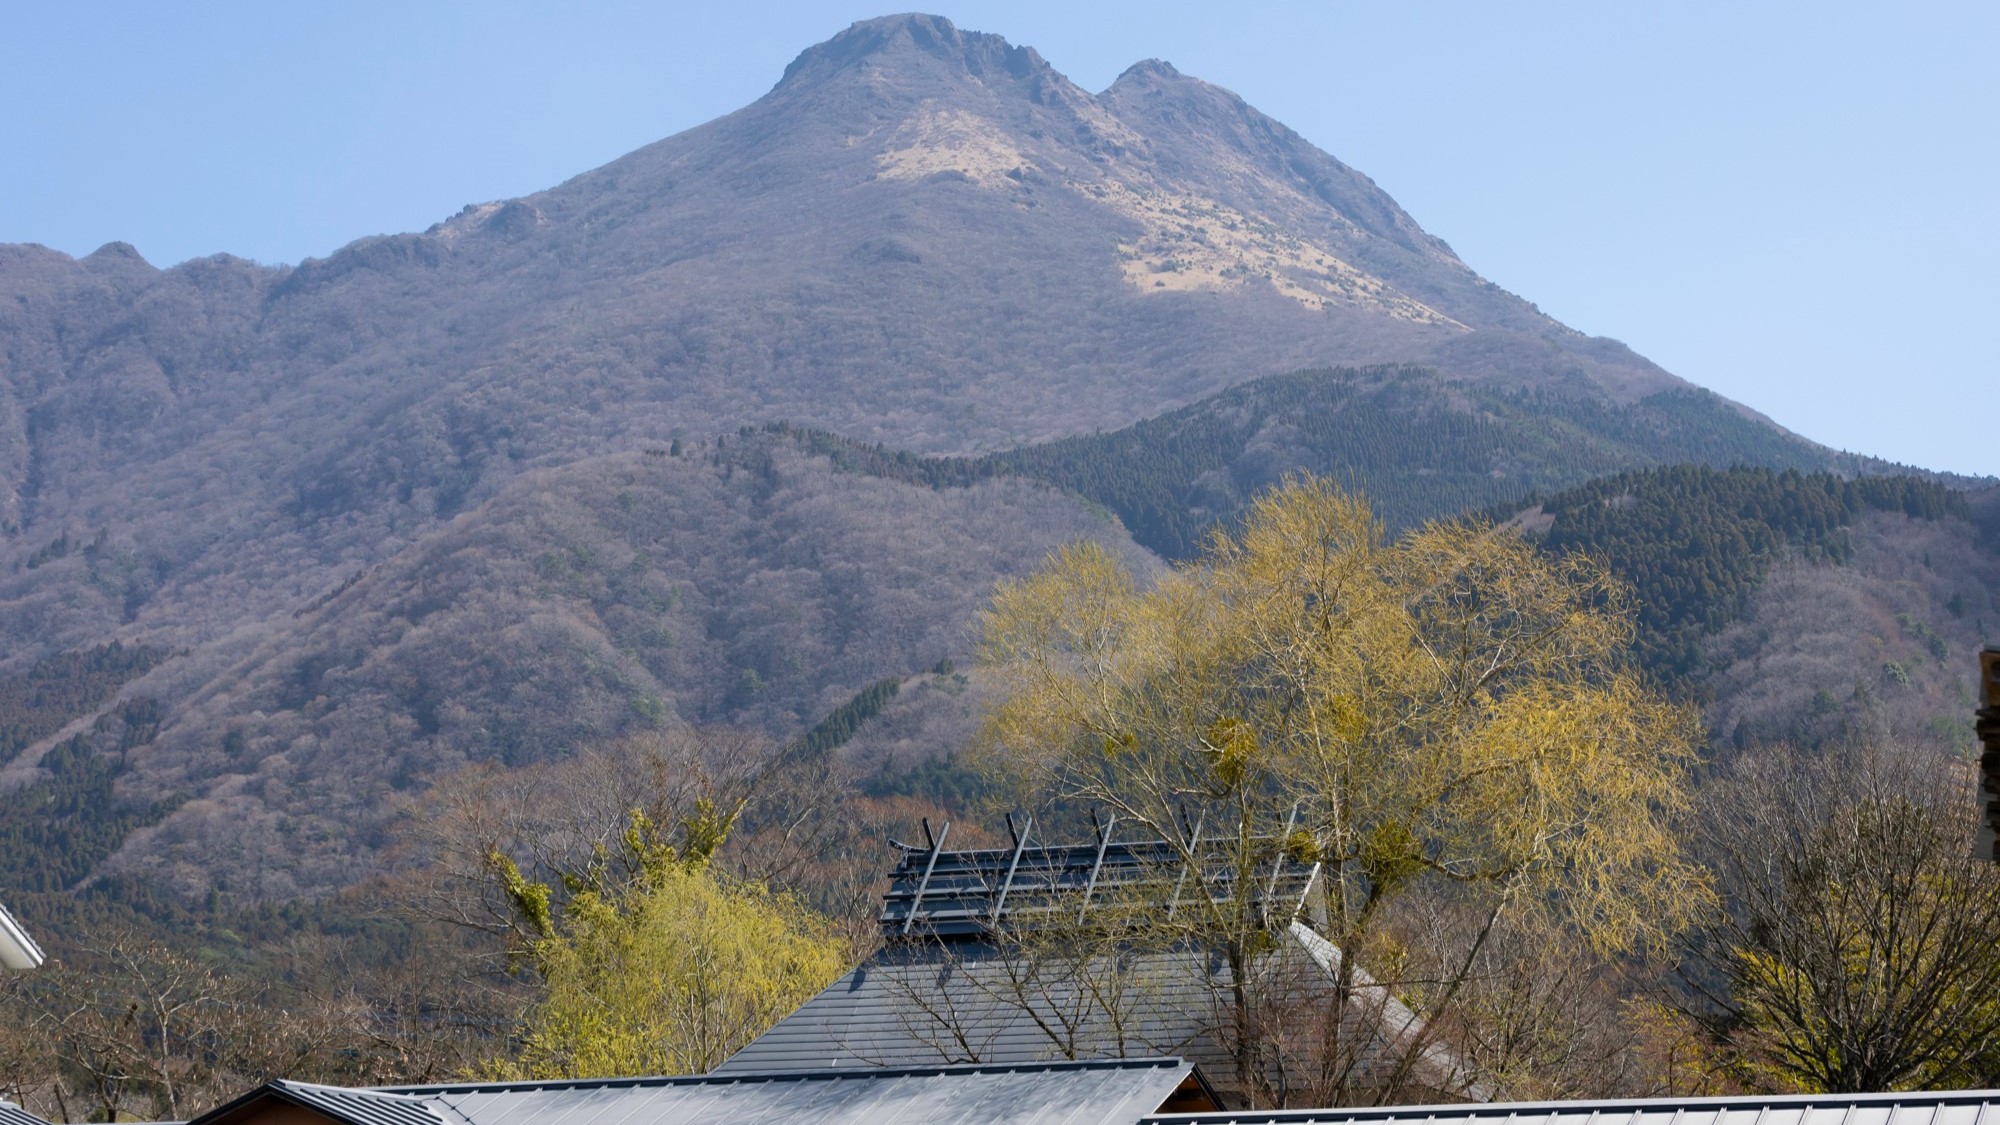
[65,437,1149,901]
[1509,467,1969,677]
[1,374,1986,908]
[760,365,1931,559]
[1499,467,1997,756]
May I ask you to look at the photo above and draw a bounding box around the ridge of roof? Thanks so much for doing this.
[378,1055,1193,1095]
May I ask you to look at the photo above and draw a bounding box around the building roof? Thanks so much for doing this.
[189,1061,1210,1125]
[0,1101,53,1125]
[881,818,1320,943]
[386,1059,1213,1125]
[193,1081,447,1125]
[725,825,1476,1105]
[0,899,45,970]
[714,939,1231,1077]
[1140,1088,2000,1125]
[715,920,1474,1102]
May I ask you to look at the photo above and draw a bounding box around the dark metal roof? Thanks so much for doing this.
[881,817,1321,942]
[713,922,1468,1102]
[189,1082,447,1125]
[0,1101,52,1125]
[714,941,1232,1077]
[267,1082,449,1125]
[1140,1088,2000,1125]
[381,1058,1204,1125]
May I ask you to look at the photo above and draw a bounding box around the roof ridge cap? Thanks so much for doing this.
[385,1056,1192,1094]
[277,1080,428,1100]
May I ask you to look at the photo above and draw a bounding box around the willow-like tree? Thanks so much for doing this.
[976,476,1709,1101]
[485,805,847,1079]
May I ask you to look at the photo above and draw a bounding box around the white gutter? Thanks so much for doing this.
[0,900,44,970]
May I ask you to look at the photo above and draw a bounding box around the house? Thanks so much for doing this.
[183,1059,1218,1125]
[0,899,44,971]
[715,818,1481,1107]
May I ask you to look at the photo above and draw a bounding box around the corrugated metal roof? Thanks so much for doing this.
[0,1101,52,1125]
[1140,1088,2000,1125]
[714,924,1459,1102]
[881,822,1320,943]
[714,941,1230,1077]
[264,1082,450,1125]
[383,1057,1202,1125]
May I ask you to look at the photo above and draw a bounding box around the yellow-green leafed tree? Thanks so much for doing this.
[976,476,1710,1103]
[486,808,847,1080]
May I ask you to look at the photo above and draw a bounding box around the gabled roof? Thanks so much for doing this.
[384,1058,1214,1125]
[190,1081,448,1125]
[0,900,45,970]
[715,922,1473,1102]
[881,817,1320,942]
[1141,1088,2000,1125]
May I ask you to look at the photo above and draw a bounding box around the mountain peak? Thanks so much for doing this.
[777,13,1051,89]
[1113,58,1183,84]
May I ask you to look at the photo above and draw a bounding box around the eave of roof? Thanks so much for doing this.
[1140,1087,2000,1125]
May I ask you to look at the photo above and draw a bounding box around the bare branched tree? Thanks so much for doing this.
[2,932,340,1122]
[1685,740,2000,1091]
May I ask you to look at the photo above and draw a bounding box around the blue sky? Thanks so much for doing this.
[4,2,1994,476]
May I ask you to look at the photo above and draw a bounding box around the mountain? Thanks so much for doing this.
[10,388,1986,903]
[0,15,1965,904]
[0,15,1821,659]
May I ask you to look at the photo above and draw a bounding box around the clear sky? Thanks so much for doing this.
[4,2,1994,476]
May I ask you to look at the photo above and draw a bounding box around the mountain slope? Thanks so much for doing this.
[0,15,1785,667]
[67,437,1149,899]
[0,14,1934,906]
[3,374,1988,903]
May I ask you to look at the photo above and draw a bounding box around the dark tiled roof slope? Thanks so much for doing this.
[714,923,1449,1097]
[714,941,1228,1076]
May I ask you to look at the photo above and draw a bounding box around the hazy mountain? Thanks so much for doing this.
[0,14,1960,903]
